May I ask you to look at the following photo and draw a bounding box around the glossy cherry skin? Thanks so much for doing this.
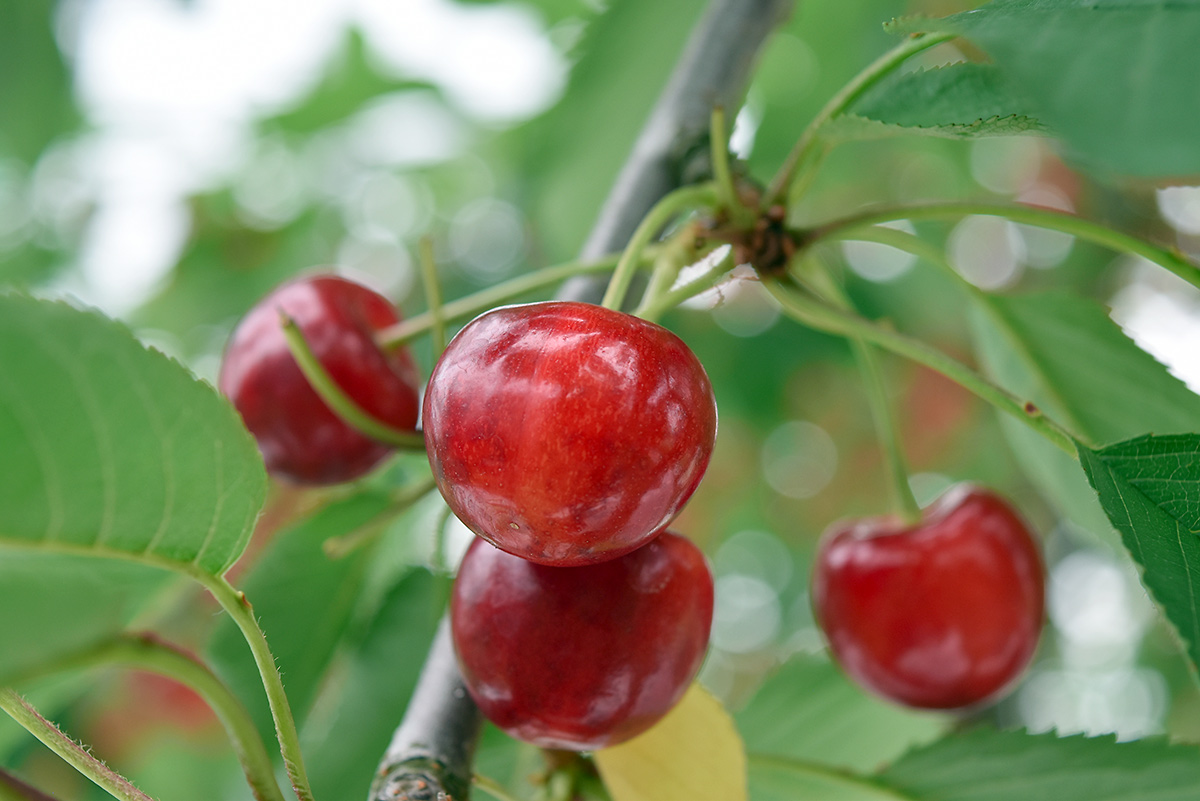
[423,301,717,566]
[451,531,714,750]
[812,485,1045,710]
[219,274,420,485]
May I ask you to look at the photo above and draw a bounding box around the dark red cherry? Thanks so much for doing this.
[812,484,1045,710]
[423,301,718,566]
[219,274,420,485]
[451,531,714,750]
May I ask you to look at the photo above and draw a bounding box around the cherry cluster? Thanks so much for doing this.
[220,271,1046,749]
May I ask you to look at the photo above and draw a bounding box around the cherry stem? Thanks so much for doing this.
[374,251,637,350]
[322,474,439,560]
[710,107,752,228]
[5,634,285,801]
[417,237,448,360]
[635,245,736,322]
[600,183,719,311]
[804,201,1200,292]
[0,688,155,801]
[762,277,1082,456]
[800,259,922,524]
[764,31,956,208]
[188,571,315,801]
[279,313,426,450]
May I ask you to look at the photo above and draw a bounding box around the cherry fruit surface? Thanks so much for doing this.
[451,531,714,750]
[219,274,421,485]
[812,484,1045,710]
[423,301,718,566]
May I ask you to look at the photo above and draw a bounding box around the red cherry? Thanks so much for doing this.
[811,484,1045,710]
[423,301,718,566]
[451,531,714,750]
[219,274,420,485]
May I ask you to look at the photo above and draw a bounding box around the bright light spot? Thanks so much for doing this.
[761,420,838,499]
[78,197,190,315]
[711,280,779,338]
[1156,185,1200,236]
[346,92,468,168]
[715,530,793,592]
[947,215,1025,290]
[233,138,309,230]
[342,171,430,242]
[336,233,415,303]
[677,246,737,309]
[730,99,761,160]
[713,574,781,654]
[1110,256,1200,393]
[1017,667,1167,741]
[1013,184,1075,269]
[450,197,526,282]
[969,137,1041,195]
[1050,551,1153,663]
[841,220,918,283]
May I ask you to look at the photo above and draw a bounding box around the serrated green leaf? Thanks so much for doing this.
[737,653,945,773]
[969,291,1200,541]
[877,727,1200,800]
[831,62,1046,141]
[1080,434,1200,673]
[0,294,267,575]
[208,492,387,747]
[892,0,1200,177]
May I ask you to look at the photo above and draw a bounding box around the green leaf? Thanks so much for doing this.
[877,728,1200,800]
[208,492,387,746]
[304,569,442,801]
[831,62,1045,140]
[969,291,1200,540]
[737,653,946,773]
[893,0,1200,177]
[1079,434,1200,673]
[0,294,267,575]
[748,758,899,801]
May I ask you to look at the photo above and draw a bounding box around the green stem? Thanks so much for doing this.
[762,277,1081,456]
[635,246,736,322]
[473,774,523,801]
[747,753,917,801]
[806,201,1200,292]
[376,252,638,349]
[322,474,439,559]
[417,237,448,360]
[600,184,718,311]
[280,313,425,450]
[709,106,751,227]
[801,260,922,523]
[0,688,155,801]
[189,571,314,801]
[765,32,956,207]
[10,634,285,801]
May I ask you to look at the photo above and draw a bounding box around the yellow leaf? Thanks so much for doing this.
[594,683,747,801]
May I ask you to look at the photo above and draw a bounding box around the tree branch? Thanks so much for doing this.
[368,2,792,798]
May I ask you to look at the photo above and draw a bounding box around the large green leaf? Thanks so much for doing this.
[749,758,893,801]
[877,728,1200,800]
[895,0,1200,177]
[208,492,386,746]
[0,294,266,574]
[1079,434,1200,673]
[969,290,1200,541]
[831,62,1044,140]
[737,653,945,773]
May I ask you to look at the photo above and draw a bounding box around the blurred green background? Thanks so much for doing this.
[3,0,1200,799]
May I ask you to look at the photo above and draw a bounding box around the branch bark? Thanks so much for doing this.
[369,2,792,798]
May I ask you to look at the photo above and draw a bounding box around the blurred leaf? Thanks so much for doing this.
[595,683,746,801]
[737,653,945,772]
[208,492,387,746]
[832,63,1045,140]
[0,1,78,162]
[969,290,1200,541]
[877,728,1200,800]
[748,758,898,801]
[0,295,266,574]
[893,0,1200,177]
[304,569,441,801]
[1080,434,1200,675]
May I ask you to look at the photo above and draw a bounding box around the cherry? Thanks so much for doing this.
[451,531,714,750]
[423,301,718,567]
[811,484,1044,710]
[219,274,420,485]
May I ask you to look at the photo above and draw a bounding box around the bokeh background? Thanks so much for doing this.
[4,0,1200,798]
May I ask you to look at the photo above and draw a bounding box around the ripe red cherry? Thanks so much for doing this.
[451,531,714,750]
[812,485,1044,710]
[219,274,420,485]
[423,301,717,566]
